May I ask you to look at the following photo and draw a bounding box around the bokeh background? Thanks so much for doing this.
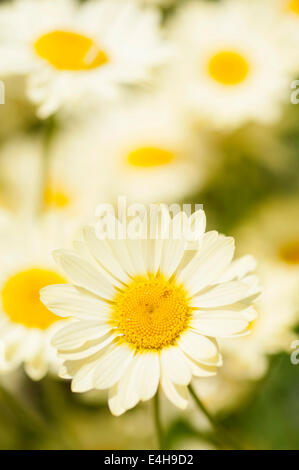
[0,0,299,450]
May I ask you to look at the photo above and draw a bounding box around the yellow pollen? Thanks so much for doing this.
[2,268,66,329]
[127,147,175,168]
[278,240,299,265]
[289,0,299,15]
[207,50,249,86]
[247,319,256,331]
[43,185,70,209]
[34,30,109,71]
[111,276,191,351]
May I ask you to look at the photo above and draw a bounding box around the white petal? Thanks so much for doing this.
[137,352,160,401]
[108,384,126,417]
[145,206,170,275]
[191,281,250,308]
[71,358,100,393]
[160,347,192,385]
[40,284,111,321]
[24,353,48,381]
[53,321,111,350]
[240,306,258,322]
[217,255,257,282]
[242,275,262,298]
[60,349,104,379]
[179,331,220,365]
[144,238,163,275]
[183,354,218,377]
[177,233,235,295]
[107,239,136,277]
[161,377,189,409]
[159,238,186,278]
[53,249,116,299]
[191,314,249,338]
[125,239,147,276]
[116,359,141,411]
[58,333,115,360]
[83,226,130,285]
[93,343,133,390]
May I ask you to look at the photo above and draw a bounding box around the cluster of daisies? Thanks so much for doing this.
[0,0,297,419]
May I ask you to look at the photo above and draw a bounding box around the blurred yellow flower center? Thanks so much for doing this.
[43,186,70,209]
[278,240,299,265]
[208,50,249,85]
[289,0,299,14]
[111,276,191,350]
[127,147,175,167]
[34,30,109,71]
[2,268,66,329]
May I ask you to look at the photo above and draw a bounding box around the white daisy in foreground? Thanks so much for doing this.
[41,209,260,415]
[53,94,210,204]
[0,0,169,118]
[166,0,290,129]
[0,213,77,380]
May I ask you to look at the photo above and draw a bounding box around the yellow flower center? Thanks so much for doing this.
[278,240,299,265]
[289,0,299,15]
[207,50,249,86]
[2,268,66,329]
[127,147,175,168]
[43,185,71,209]
[34,30,109,71]
[111,276,191,351]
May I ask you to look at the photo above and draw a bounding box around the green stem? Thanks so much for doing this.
[153,390,164,450]
[39,115,57,214]
[188,384,243,450]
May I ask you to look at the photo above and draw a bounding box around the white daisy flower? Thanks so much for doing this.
[0,212,78,380]
[52,94,210,204]
[165,0,290,129]
[0,133,108,220]
[234,196,299,297]
[264,0,299,54]
[223,197,299,375]
[41,209,260,415]
[0,0,169,118]
[43,128,109,220]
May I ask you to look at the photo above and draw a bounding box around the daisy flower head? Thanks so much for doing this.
[234,196,299,283]
[0,0,170,118]
[0,212,78,380]
[54,93,210,204]
[265,0,299,58]
[218,196,299,382]
[0,133,102,221]
[41,207,260,415]
[165,0,290,129]
[42,127,110,220]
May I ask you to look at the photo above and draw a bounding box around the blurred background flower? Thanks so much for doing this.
[0,0,298,450]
